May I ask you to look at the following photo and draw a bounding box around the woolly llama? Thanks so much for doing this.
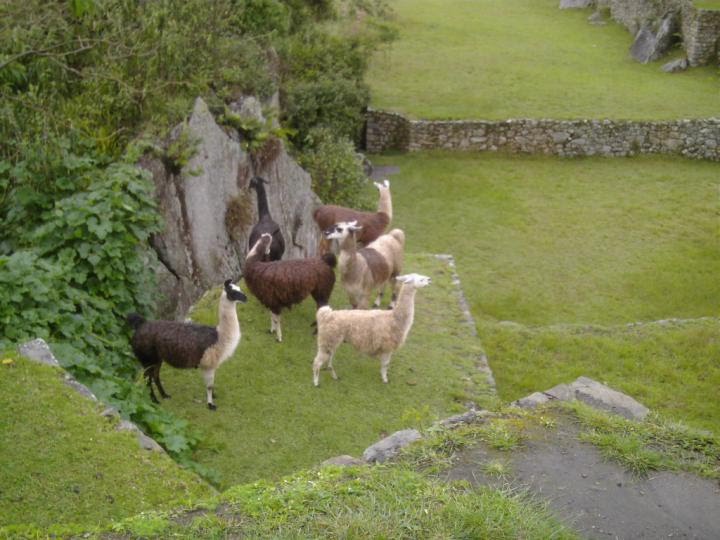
[325,220,405,309]
[248,176,285,261]
[313,179,392,253]
[244,233,336,342]
[312,273,431,386]
[127,279,247,410]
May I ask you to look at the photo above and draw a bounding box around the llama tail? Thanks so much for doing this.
[316,305,333,325]
[126,313,146,330]
[321,252,337,269]
[389,229,405,247]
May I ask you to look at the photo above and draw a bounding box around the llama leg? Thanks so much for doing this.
[372,288,383,308]
[389,277,399,309]
[327,353,338,380]
[153,364,171,399]
[379,352,393,383]
[144,366,160,403]
[313,349,331,386]
[270,312,283,342]
[202,368,217,410]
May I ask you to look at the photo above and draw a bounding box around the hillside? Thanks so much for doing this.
[0,354,214,530]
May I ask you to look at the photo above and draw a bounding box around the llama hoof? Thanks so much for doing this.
[207,402,217,411]
[162,394,171,399]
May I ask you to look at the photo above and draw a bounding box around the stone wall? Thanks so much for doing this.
[595,0,719,65]
[366,109,720,161]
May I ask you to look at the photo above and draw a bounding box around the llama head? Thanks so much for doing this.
[223,279,248,303]
[249,176,267,189]
[396,273,432,289]
[373,179,390,192]
[324,220,362,240]
[248,233,273,259]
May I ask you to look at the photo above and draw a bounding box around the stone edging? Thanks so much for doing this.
[17,338,164,453]
[365,109,720,161]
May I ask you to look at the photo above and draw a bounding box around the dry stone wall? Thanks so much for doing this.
[595,0,720,66]
[366,110,719,161]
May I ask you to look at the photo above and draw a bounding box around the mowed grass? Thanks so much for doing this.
[368,0,720,120]
[371,152,720,433]
[0,355,214,530]
[158,253,494,489]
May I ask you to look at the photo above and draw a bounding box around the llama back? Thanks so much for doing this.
[132,320,218,368]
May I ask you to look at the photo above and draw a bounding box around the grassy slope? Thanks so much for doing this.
[368,0,719,120]
[371,152,720,433]
[157,253,495,489]
[0,355,214,529]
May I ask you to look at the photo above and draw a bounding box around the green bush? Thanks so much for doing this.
[298,127,372,207]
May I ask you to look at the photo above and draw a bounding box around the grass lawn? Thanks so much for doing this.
[0,355,214,530]
[371,151,720,433]
[368,0,720,120]
[158,253,495,489]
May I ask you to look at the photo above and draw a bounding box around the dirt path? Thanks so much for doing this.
[444,420,720,539]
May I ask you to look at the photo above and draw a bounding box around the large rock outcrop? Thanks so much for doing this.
[140,97,322,319]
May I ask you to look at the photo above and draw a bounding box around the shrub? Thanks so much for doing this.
[298,127,372,208]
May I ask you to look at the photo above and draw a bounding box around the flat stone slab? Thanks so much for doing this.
[363,429,422,463]
[513,376,649,420]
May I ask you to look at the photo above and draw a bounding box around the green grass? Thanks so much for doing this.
[368,0,720,119]
[156,253,495,489]
[0,354,214,530]
[108,465,578,539]
[371,151,720,434]
[566,401,720,478]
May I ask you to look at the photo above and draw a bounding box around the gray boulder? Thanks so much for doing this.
[363,429,422,463]
[18,338,60,367]
[661,57,689,73]
[630,13,680,63]
[512,376,649,421]
[140,96,322,319]
[588,11,606,25]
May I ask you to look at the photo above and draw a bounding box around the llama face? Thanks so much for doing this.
[249,176,267,189]
[224,280,248,303]
[248,234,273,258]
[324,221,362,240]
[373,179,390,190]
[396,273,431,288]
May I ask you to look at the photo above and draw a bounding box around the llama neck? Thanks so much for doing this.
[338,234,359,273]
[392,285,417,330]
[254,182,271,217]
[377,189,392,220]
[217,292,240,345]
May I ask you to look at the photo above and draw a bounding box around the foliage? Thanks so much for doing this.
[279,12,395,147]
[298,127,372,207]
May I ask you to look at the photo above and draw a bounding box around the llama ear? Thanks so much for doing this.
[383,179,390,188]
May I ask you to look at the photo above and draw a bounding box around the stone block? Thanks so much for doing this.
[363,429,422,463]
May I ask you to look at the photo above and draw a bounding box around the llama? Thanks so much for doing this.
[244,233,336,342]
[312,273,431,386]
[325,220,405,309]
[127,279,247,410]
[313,179,392,254]
[248,176,285,261]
